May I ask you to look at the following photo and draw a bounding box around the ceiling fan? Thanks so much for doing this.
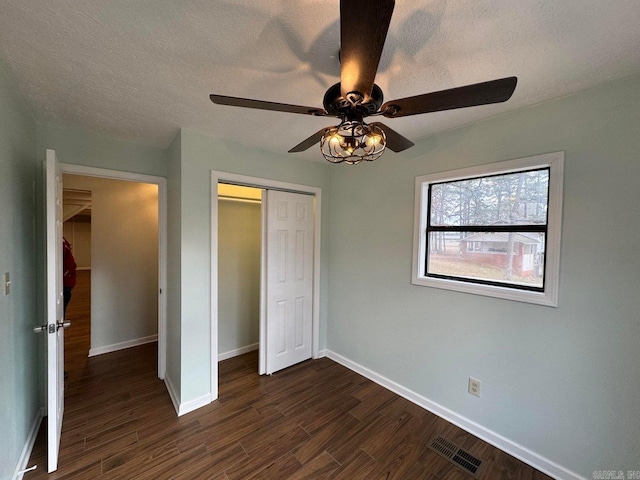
[210,0,517,164]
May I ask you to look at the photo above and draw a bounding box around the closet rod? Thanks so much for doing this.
[218,195,261,204]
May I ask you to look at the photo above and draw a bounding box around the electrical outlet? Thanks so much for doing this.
[468,377,481,397]
[4,272,10,295]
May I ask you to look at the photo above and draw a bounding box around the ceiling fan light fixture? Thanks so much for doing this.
[209,1,517,162]
[320,120,386,164]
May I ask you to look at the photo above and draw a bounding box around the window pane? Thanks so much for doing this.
[427,231,545,289]
[430,168,549,227]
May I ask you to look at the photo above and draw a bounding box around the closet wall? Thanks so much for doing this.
[218,187,262,358]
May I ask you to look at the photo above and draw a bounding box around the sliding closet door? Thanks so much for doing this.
[263,190,314,374]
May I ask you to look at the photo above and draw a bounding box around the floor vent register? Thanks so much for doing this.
[427,435,485,478]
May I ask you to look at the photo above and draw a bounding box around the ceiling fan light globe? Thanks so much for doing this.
[329,133,344,146]
[365,132,383,148]
[320,120,386,164]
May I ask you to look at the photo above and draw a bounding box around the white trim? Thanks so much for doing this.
[411,152,564,307]
[177,393,213,417]
[324,349,585,480]
[218,343,259,361]
[88,335,158,357]
[156,171,168,380]
[60,163,168,378]
[211,171,322,400]
[210,175,220,401]
[61,164,165,185]
[259,190,267,375]
[165,374,211,416]
[12,411,43,480]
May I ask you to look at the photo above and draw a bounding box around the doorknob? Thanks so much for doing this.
[33,321,70,333]
[33,324,56,334]
[57,320,71,330]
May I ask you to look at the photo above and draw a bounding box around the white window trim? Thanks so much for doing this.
[411,151,564,307]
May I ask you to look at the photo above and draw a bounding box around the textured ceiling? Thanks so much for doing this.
[1,1,639,161]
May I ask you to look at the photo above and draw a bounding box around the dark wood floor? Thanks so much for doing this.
[26,271,552,479]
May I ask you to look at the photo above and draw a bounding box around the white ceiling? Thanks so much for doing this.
[1,1,639,161]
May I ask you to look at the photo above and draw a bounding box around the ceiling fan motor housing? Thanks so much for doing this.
[323,82,384,117]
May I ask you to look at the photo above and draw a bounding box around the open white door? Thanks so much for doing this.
[45,149,65,472]
[264,190,314,374]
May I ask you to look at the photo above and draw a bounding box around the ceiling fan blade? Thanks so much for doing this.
[381,77,518,118]
[288,128,330,153]
[210,94,327,116]
[340,0,394,101]
[370,122,414,152]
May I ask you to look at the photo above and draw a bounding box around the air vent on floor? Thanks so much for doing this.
[427,435,485,478]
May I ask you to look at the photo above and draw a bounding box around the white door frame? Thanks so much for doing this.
[60,163,168,379]
[211,171,321,399]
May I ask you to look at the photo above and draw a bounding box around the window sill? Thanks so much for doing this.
[411,275,558,307]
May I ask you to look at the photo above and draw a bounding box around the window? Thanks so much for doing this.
[412,152,564,306]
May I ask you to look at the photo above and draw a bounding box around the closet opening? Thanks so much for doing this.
[217,184,263,363]
[211,171,321,398]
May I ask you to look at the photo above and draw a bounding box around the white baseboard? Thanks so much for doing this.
[176,392,212,417]
[218,343,258,361]
[12,411,43,480]
[164,373,213,417]
[324,349,585,480]
[89,334,158,357]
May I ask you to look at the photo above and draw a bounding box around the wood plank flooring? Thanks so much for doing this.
[25,271,553,479]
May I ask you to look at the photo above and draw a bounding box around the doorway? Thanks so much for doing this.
[60,163,167,378]
[211,171,321,398]
[62,174,160,365]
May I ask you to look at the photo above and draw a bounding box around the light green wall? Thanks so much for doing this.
[218,199,261,355]
[177,128,331,402]
[0,59,40,479]
[36,122,167,177]
[326,73,640,477]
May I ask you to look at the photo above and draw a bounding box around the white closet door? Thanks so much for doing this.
[264,190,314,374]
